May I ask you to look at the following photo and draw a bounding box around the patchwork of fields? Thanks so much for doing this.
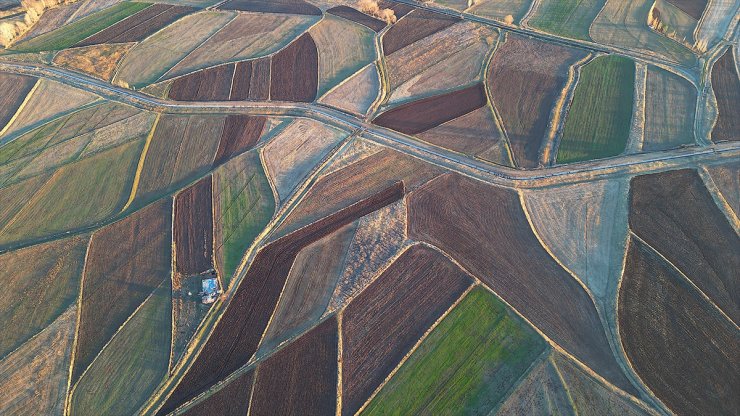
[0,0,736,415]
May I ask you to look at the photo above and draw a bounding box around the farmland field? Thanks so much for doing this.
[652,0,699,45]
[527,0,605,40]
[327,6,387,32]
[270,33,319,102]
[557,55,635,163]
[11,2,150,52]
[467,0,534,21]
[643,66,696,151]
[53,43,133,81]
[250,316,338,415]
[229,58,271,101]
[496,357,573,414]
[72,198,171,382]
[218,0,322,15]
[342,245,473,415]
[180,370,254,416]
[711,48,740,141]
[382,9,460,55]
[416,106,508,160]
[363,287,546,415]
[619,237,738,415]
[408,173,634,392]
[704,161,740,216]
[487,34,589,167]
[213,150,274,286]
[0,72,36,133]
[319,63,380,115]
[629,169,739,322]
[213,115,266,166]
[665,0,707,19]
[174,177,214,276]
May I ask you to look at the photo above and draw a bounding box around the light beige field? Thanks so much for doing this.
[263,118,348,201]
[521,178,630,301]
[0,305,77,416]
[590,0,697,66]
[497,357,573,415]
[165,13,318,79]
[386,21,495,104]
[1,79,98,139]
[318,63,380,116]
[113,11,235,88]
[54,43,134,81]
[643,66,696,151]
[310,13,376,97]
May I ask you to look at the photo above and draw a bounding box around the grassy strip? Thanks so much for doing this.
[528,0,605,41]
[12,2,151,53]
[362,287,546,415]
[216,150,274,287]
[557,55,634,163]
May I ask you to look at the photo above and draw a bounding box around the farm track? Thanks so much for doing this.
[0,61,737,194]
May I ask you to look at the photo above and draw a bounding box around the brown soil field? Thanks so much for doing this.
[379,0,415,17]
[618,238,738,416]
[168,63,235,101]
[416,106,506,157]
[157,183,403,415]
[53,43,133,81]
[212,115,266,167]
[0,73,36,131]
[259,221,356,354]
[181,370,254,416]
[382,9,460,55]
[171,270,212,373]
[174,177,214,276]
[270,33,319,102]
[408,173,634,392]
[327,6,387,32]
[341,245,472,415]
[0,235,87,359]
[218,0,322,15]
[487,34,589,168]
[665,0,707,19]
[251,316,338,415]
[76,5,195,47]
[277,148,441,236]
[136,115,225,204]
[73,199,172,383]
[374,83,488,134]
[230,58,271,101]
[0,305,76,416]
[705,161,740,217]
[711,49,740,141]
[629,169,739,322]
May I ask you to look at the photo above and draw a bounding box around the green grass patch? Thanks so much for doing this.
[528,0,605,41]
[216,150,274,287]
[362,287,547,416]
[12,2,151,53]
[70,280,171,415]
[557,55,634,163]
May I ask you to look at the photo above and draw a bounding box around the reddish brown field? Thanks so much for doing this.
[212,115,266,167]
[0,73,36,130]
[181,370,254,416]
[665,0,707,19]
[327,6,387,32]
[487,34,589,168]
[277,149,441,236]
[250,316,338,416]
[270,33,319,102]
[230,58,271,101]
[73,199,172,382]
[218,0,322,15]
[174,177,214,276]
[619,237,738,416]
[76,5,195,47]
[382,9,459,55]
[711,49,740,141]
[408,173,634,392]
[629,169,738,322]
[341,245,472,416]
[156,183,403,415]
[168,64,235,102]
[373,83,488,134]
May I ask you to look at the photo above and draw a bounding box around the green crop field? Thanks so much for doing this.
[557,55,635,163]
[528,0,605,41]
[215,150,275,287]
[12,2,150,53]
[362,287,547,415]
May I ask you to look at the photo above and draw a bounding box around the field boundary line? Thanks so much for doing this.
[168,195,178,374]
[630,231,739,328]
[0,77,40,137]
[121,112,160,212]
[549,354,581,414]
[487,348,553,415]
[353,281,477,415]
[482,30,516,167]
[697,166,740,232]
[624,61,648,154]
